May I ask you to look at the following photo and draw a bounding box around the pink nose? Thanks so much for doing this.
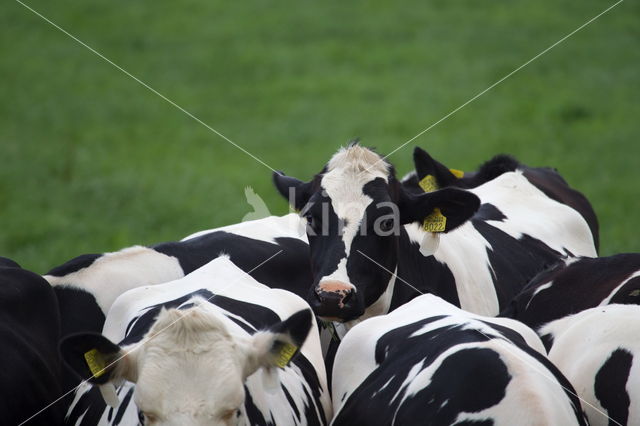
[316,281,354,308]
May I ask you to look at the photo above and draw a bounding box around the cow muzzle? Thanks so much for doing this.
[310,281,361,321]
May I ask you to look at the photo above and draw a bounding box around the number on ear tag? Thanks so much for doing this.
[418,175,439,192]
[275,343,298,368]
[423,208,447,233]
[84,348,107,378]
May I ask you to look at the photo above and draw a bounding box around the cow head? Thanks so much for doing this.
[273,143,480,322]
[60,304,313,426]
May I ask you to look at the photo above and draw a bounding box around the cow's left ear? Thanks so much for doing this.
[59,332,138,385]
[398,187,480,232]
[243,309,313,378]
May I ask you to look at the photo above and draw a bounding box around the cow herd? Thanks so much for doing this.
[2,142,639,425]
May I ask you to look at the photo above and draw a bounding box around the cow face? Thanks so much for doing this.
[60,304,312,426]
[273,144,480,322]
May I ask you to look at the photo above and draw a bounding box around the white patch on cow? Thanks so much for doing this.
[470,171,596,258]
[317,145,389,286]
[181,213,307,243]
[331,294,548,417]
[404,220,500,316]
[319,258,356,292]
[540,304,640,426]
[87,256,331,426]
[599,270,640,305]
[44,246,184,313]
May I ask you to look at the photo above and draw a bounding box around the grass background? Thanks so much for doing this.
[1,0,638,273]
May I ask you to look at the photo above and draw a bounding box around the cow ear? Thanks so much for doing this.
[399,187,480,232]
[413,147,459,190]
[244,309,313,377]
[272,171,314,211]
[59,332,138,385]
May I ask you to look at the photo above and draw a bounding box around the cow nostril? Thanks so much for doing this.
[342,289,354,305]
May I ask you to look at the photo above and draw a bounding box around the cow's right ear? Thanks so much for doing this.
[272,171,313,211]
[59,332,138,385]
[413,147,460,190]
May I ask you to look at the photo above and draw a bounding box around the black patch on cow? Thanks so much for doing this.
[594,348,633,426]
[0,256,21,268]
[153,232,312,299]
[0,266,64,426]
[46,253,102,276]
[536,332,555,352]
[609,276,640,305]
[502,253,640,331]
[65,385,106,426]
[281,385,301,421]
[243,386,271,426]
[474,203,507,222]
[473,218,562,312]
[391,230,460,310]
[54,286,106,338]
[113,387,134,425]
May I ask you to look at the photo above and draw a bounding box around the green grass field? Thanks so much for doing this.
[1,0,638,273]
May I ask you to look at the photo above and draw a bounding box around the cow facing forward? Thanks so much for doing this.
[273,142,596,324]
[60,256,330,426]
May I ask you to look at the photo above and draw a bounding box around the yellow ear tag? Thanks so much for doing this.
[418,175,439,193]
[423,208,447,233]
[449,168,465,178]
[275,343,298,368]
[84,348,107,378]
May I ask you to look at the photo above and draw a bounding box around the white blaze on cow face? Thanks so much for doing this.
[321,145,390,267]
[129,307,249,426]
[308,146,395,319]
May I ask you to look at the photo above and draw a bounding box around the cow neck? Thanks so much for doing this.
[389,228,461,311]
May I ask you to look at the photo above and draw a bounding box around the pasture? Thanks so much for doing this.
[1,0,638,274]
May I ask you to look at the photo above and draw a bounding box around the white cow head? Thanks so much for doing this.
[60,304,313,426]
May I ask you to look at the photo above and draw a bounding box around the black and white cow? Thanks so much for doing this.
[500,253,640,335]
[538,304,640,426]
[0,258,65,425]
[405,146,600,251]
[59,256,331,426]
[330,294,587,425]
[273,143,596,324]
[45,214,309,339]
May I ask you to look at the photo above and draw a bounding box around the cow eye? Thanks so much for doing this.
[304,214,320,232]
[138,411,157,425]
[379,218,395,233]
[221,408,241,422]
